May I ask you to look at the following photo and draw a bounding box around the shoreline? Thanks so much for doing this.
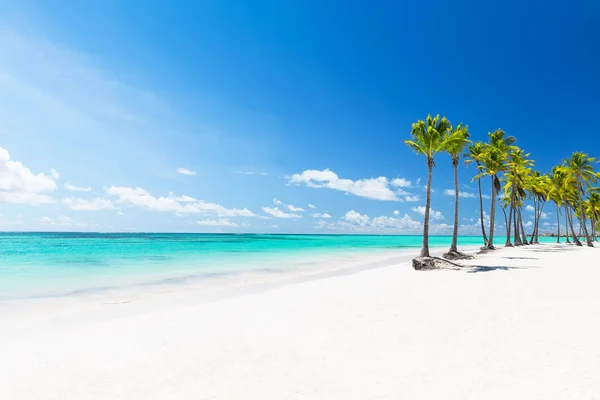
[1,243,599,399]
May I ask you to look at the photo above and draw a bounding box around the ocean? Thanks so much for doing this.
[0,233,553,300]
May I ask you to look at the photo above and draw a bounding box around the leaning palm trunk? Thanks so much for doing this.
[420,161,434,258]
[577,181,593,247]
[518,207,528,245]
[567,204,582,246]
[555,205,561,243]
[533,201,544,244]
[504,200,513,247]
[487,175,498,249]
[529,198,537,244]
[565,206,571,243]
[475,164,489,246]
[449,161,460,253]
[512,192,522,246]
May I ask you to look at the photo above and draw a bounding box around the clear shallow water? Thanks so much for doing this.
[0,233,553,300]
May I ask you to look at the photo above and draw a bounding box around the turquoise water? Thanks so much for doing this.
[0,233,551,300]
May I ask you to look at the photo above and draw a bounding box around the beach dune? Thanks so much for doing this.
[1,244,599,399]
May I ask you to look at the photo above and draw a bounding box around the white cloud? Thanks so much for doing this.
[308,204,316,209]
[117,211,124,216]
[390,178,412,188]
[261,207,301,219]
[64,182,92,192]
[443,189,478,198]
[288,169,403,201]
[403,195,420,202]
[196,218,238,227]
[411,205,444,220]
[526,205,535,212]
[176,168,196,176]
[105,186,256,217]
[393,210,400,216]
[49,168,60,180]
[311,212,331,219]
[62,197,115,211]
[0,146,56,205]
[317,210,423,233]
[343,210,370,225]
[273,198,304,212]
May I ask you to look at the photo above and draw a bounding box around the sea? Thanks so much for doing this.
[0,233,555,300]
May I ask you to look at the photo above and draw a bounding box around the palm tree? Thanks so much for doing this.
[444,124,471,255]
[565,152,598,247]
[554,165,582,245]
[405,114,452,258]
[477,129,515,249]
[465,142,489,247]
[585,192,600,241]
[549,167,564,243]
[504,148,533,246]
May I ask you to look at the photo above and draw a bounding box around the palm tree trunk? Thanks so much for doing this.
[529,198,537,244]
[565,205,571,243]
[505,199,513,247]
[556,204,561,243]
[567,205,582,246]
[534,201,545,244]
[578,180,593,247]
[449,162,459,253]
[476,162,488,246]
[513,192,522,246]
[519,207,528,245]
[487,175,497,249]
[420,161,433,257]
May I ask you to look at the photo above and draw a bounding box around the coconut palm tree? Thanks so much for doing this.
[504,148,533,246]
[585,192,600,241]
[565,152,598,247]
[465,142,489,247]
[476,129,515,249]
[554,165,582,246]
[549,167,565,243]
[444,124,471,256]
[405,114,452,258]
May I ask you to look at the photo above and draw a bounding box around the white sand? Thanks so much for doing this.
[1,243,599,399]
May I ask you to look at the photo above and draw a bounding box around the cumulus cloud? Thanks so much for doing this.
[308,204,316,209]
[196,218,238,227]
[311,212,331,219]
[64,182,92,192]
[176,168,196,176]
[316,210,423,233]
[411,205,444,220]
[0,147,56,205]
[390,178,412,188]
[443,189,478,198]
[393,210,400,216]
[62,197,115,211]
[273,198,304,212]
[289,169,410,201]
[105,186,255,217]
[262,207,301,219]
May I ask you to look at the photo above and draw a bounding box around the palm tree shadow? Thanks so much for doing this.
[466,265,536,273]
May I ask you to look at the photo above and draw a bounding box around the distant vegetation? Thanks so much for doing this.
[406,114,599,266]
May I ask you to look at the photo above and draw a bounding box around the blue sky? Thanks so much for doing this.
[1,0,599,233]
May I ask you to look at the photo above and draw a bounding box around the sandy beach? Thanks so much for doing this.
[1,243,599,399]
